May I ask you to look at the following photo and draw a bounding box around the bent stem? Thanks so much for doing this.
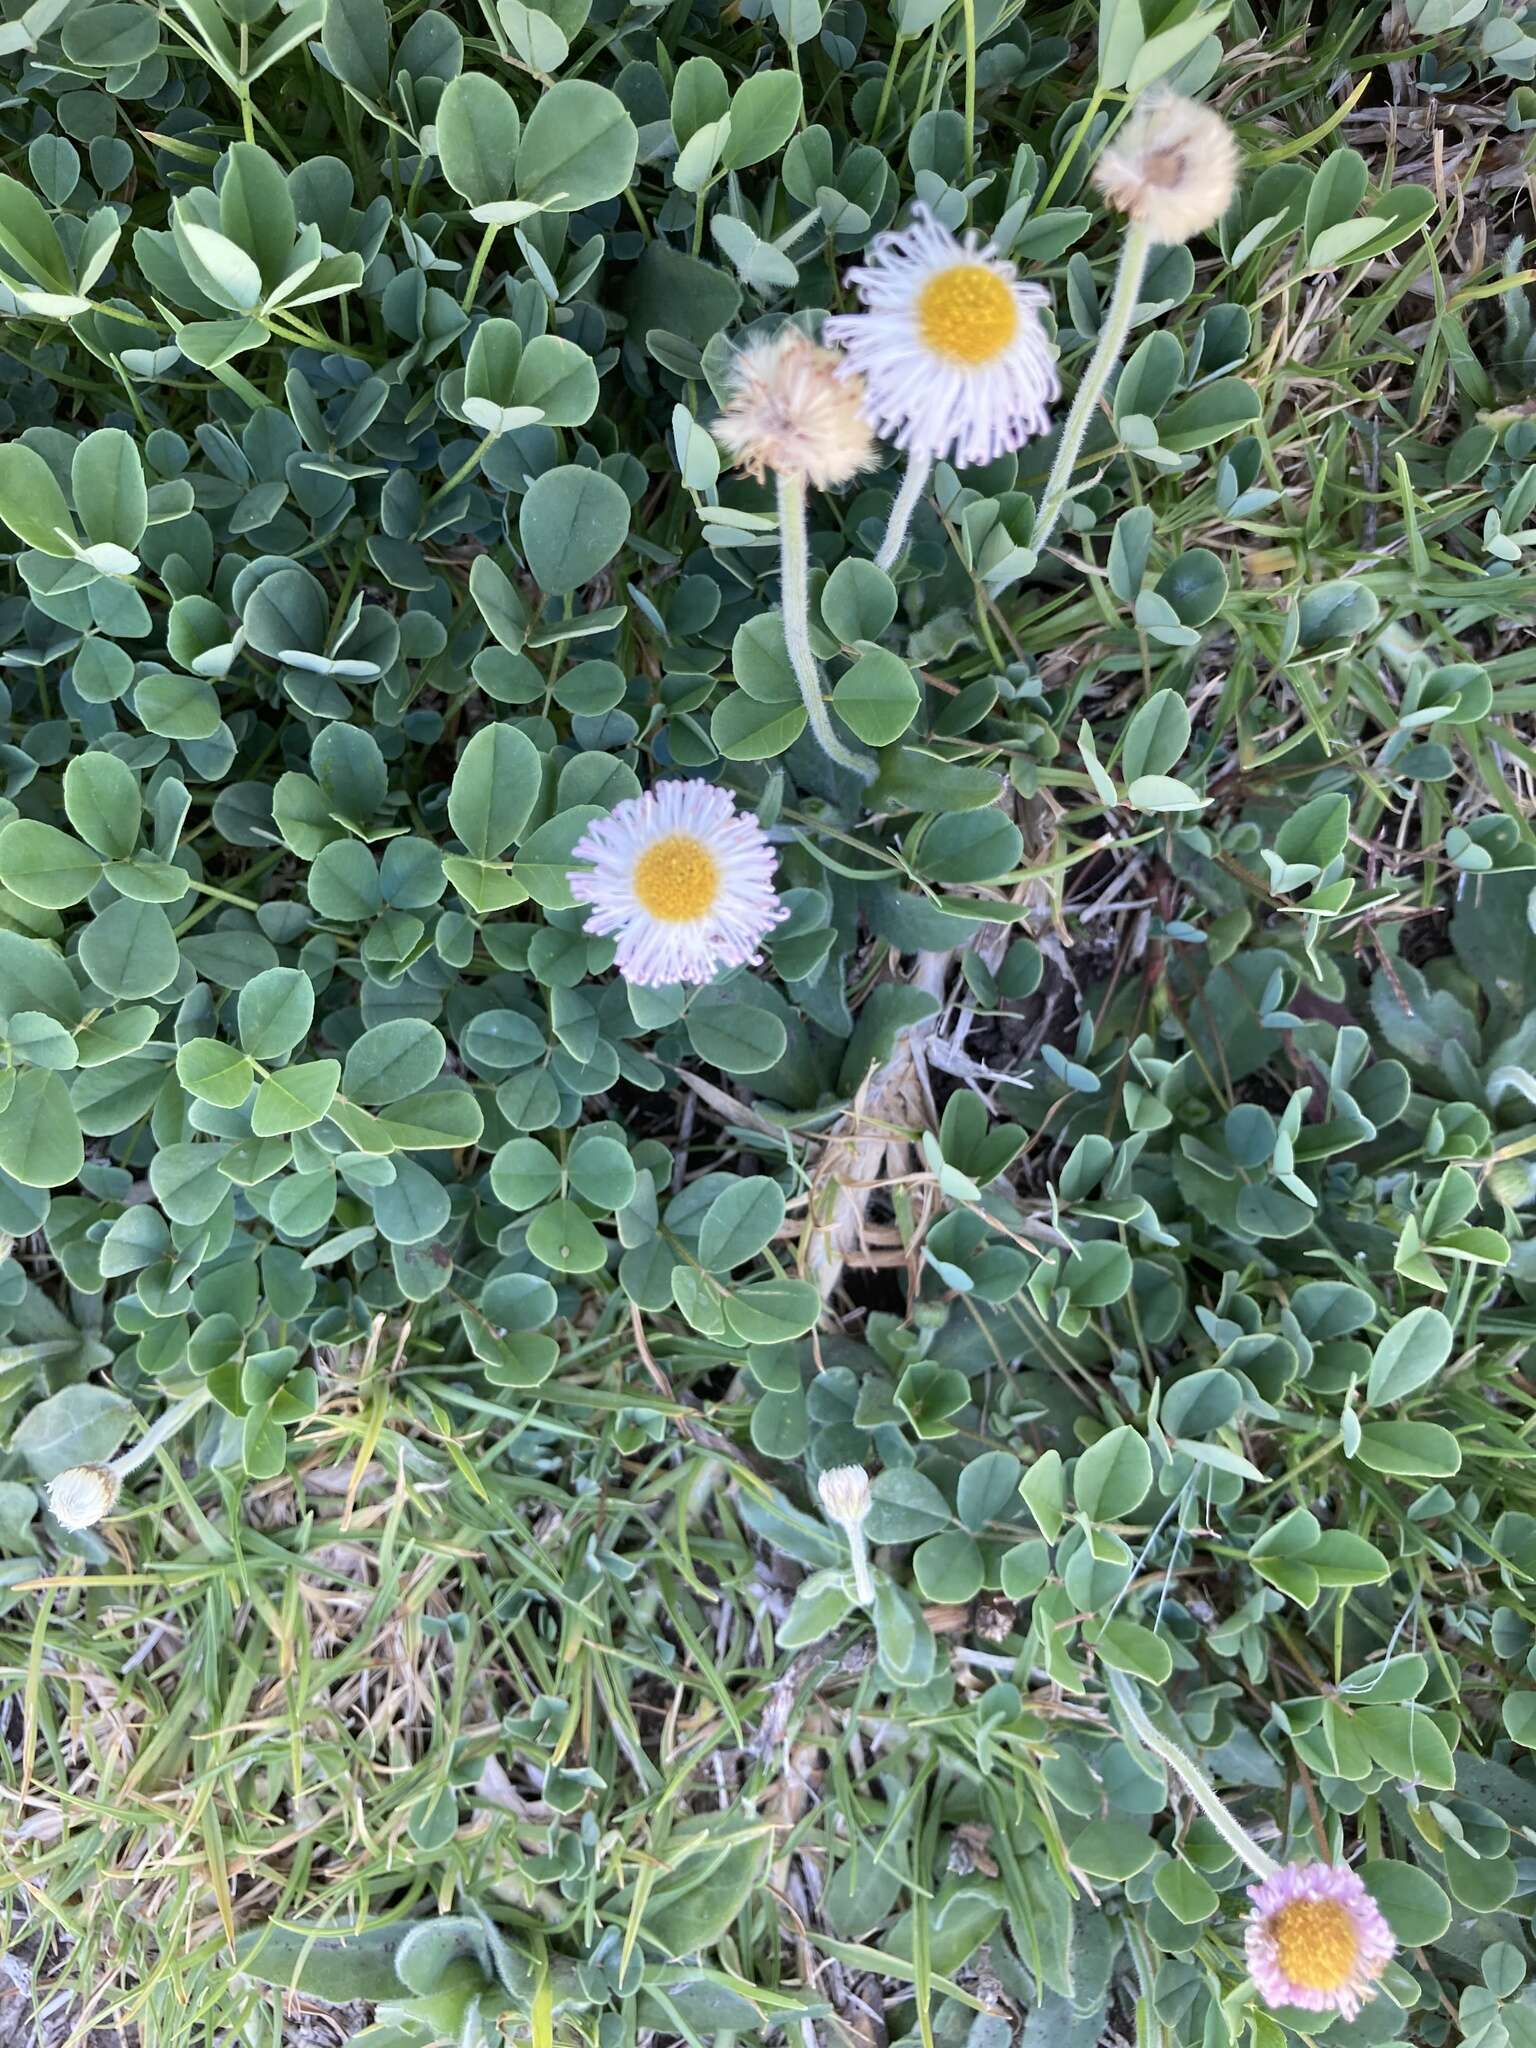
[461,222,499,312]
[1104,1664,1279,1881]
[875,448,933,573]
[777,471,877,784]
[1031,220,1153,566]
[114,1387,214,1482]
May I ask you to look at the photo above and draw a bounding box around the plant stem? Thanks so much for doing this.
[1037,84,1105,212]
[960,0,977,181]
[871,34,904,143]
[461,223,499,313]
[1104,1665,1278,1880]
[1375,618,1430,686]
[427,436,494,507]
[1031,221,1153,567]
[875,449,933,573]
[846,1520,875,1606]
[113,1388,213,1482]
[776,472,877,785]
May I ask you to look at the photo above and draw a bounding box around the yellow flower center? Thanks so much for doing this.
[1270,1899,1361,1993]
[916,262,1020,366]
[632,834,721,922]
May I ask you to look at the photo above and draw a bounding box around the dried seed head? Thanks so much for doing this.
[47,1463,122,1532]
[817,1463,873,1527]
[714,328,877,490]
[1091,92,1240,244]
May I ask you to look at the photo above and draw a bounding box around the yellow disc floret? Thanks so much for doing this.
[632,834,721,922]
[916,263,1020,366]
[1269,1899,1362,1993]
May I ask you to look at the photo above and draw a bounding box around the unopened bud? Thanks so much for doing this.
[817,1464,872,1528]
[817,1464,875,1606]
[1488,1160,1536,1208]
[47,1463,122,1532]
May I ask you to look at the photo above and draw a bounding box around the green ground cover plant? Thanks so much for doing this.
[1,0,1536,2039]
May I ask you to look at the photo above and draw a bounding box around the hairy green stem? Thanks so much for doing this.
[777,472,877,784]
[114,1388,213,1482]
[960,0,977,180]
[1104,1665,1278,1880]
[1375,618,1431,685]
[844,1520,875,1605]
[875,449,933,574]
[1031,221,1153,566]
[461,222,499,312]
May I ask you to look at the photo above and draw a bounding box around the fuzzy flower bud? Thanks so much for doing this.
[817,1464,875,1606]
[46,1463,122,1532]
[817,1464,872,1528]
[1488,1160,1536,1208]
[713,328,876,490]
[1091,91,1240,245]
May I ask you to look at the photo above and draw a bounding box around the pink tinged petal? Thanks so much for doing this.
[1243,1861,1395,2021]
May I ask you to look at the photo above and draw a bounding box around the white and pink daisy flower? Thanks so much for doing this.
[823,205,1059,470]
[567,781,787,989]
[1244,1860,1395,2020]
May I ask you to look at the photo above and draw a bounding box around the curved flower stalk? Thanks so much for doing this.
[1104,1664,1276,1879]
[1104,1666,1396,2020]
[1030,92,1239,568]
[46,1387,213,1533]
[714,327,878,784]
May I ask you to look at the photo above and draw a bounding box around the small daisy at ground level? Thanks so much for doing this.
[824,206,1059,470]
[1244,1860,1395,2020]
[567,782,787,989]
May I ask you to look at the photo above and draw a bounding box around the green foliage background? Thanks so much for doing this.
[1,0,1536,2038]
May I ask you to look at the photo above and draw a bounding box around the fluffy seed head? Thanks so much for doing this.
[1245,1861,1395,2020]
[567,780,788,988]
[713,328,876,489]
[817,1465,872,1527]
[47,1463,122,1532]
[1092,91,1240,244]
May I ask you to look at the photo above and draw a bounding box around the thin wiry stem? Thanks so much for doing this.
[1030,221,1153,566]
[114,1389,213,1481]
[843,1519,875,1605]
[777,471,877,784]
[875,449,933,574]
[1104,1665,1278,1880]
